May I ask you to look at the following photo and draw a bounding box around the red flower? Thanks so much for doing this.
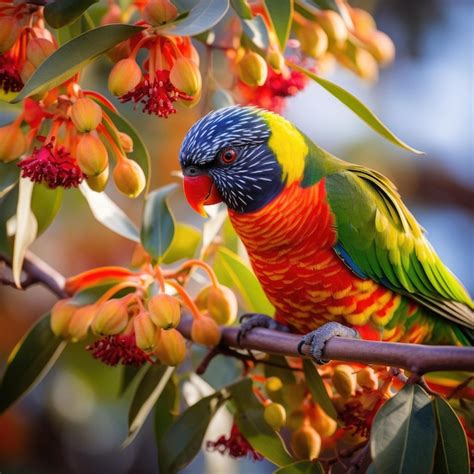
[0,53,23,94]
[86,333,153,366]
[207,423,263,461]
[18,139,85,189]
[119,69,192,118]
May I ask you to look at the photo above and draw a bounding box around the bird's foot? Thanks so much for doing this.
[297,322,359,364]
[237,313,290,346]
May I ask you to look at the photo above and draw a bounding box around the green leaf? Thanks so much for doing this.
[230,378,294,467]
[119,365,144,397]
[275,461,324,474]
[242,15,270,51]
[0,314,66,412]
[231,0,253,19]
[56,12,95,45]
[309,0,340,13]
[79,183,140,242]
[0,184,18,255]
[44,0,99,28]
[12,177,37,287]
[159,390,228,473]
[162,223,201,264]
[140,184,177,261]
[31,183,63,236]
[288,63,423,155]
[371,384,437,474]
[433,396,470,474]
[264,0,293,51]
[303,360,338,420]
[214,246,274,314]
[124,364,174,447]
[12,24,144,103]
[159,0,229,37]
[0,161,20,198]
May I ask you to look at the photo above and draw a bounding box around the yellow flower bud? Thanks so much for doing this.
[0,16,20,53]
[108,58,142,96]
[91,297,129,335]
[353,47,379,80]
[26,38,56,68]
[50,299,77,337]
[207,285,237,326]
[365,31,395,66]
[315,10,347,44]
[143,0,178,26]
[0,124,26,162]
[118,132,134,153]
[170,57,202,97]
[148,294,181,329]
[70,97,103,132]
[113,158,146,198]
[76,133,109,176]
[356,367,378,391]
[290,426,321,460]
[264,403,286,430]
[286,409,305,430]
[20,61,36,84]
[238,51,268,87]
[155,327,186,366]
[350,8,376,38]
[332,364,356,399]
[297,23,328,59]
[267,49,285,72]
[308,403,337,437]
[265,376,283,393]
[87,166,109,192]
[134,311,156,351]
[68,305,96,341]
[191,315,221,347]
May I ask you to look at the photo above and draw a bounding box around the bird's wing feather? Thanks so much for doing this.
[325,166,474,329]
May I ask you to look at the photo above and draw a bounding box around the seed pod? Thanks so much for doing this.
[0,124,26,162]
[113,158,146,198]
[134,311,156,350]
[265,376,283,393]
[20,61,36,83]
[155,328,186,366]
[365,31,395,66]
[191,315,221,346]
[0,16,20,53]
[91,298,129,335]
[170,57,202,97]
[356,367,378,391]
[118,132,133,153]
[264,403,286,430]
[70,97,103,132]
[349,8,376,38]
[238,51,268,87]
[297,23,328,59]
[51,299,78,337]
[332,364,357,399]
[26,38,56,67]
[207,285,237,325]
[68,305,96,341]
[87,166,109,192]
[290,426,321,460]
[308,403,337,437]
[108,58,142,96]
[148,294,181,329]
[144,0,178,26]
[315,10,347,44]
[76,133,108,176]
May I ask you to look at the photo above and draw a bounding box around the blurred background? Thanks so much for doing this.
[0,1,472,472]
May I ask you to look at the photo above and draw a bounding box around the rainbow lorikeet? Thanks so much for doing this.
[179,106,473,361]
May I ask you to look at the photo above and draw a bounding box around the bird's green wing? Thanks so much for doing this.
[325,165,474,330]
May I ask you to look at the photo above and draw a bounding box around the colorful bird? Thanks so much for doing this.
[179,106,473,361]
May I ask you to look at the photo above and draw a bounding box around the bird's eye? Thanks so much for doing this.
[219,147,237,165]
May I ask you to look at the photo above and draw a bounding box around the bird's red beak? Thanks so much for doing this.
[183,175,222,217]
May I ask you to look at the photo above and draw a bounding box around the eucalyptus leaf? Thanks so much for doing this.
[275,461,324,474]
[231,0,253,19]
[0,184,18,255]
[119,365,144,397]
[162,223,201,264]
[242,15,270,51]
[31,183,63,236]
[264,0,293,51]
[0,162,20,198]
[44,0,99,28]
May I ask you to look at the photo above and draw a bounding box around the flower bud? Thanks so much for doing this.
[308,403,337,437]
[0,16,20,53]
[265,376,283,393]
[191,315,221,346]
[118,132,133,153]
[365,31,395,66]
[113,158,146,198]
[91,298,129,335]
[26,38,56,68]
[286,409,305,430]
[108,58,142,96]
[356,367,378,391]
[51,299,78,337]
[290,426,321,460]
[170,57,202,97]
[332,364,356,399]
[264,403,286,430]
[20,61,36,83]
[238,52,268,87]
[267,49,284,72]
[68,305,96,341]
[0,124,26,162]
[148,294,181,329]
[297,23,328,59]
[87,166,109,192]
[155,327,186,366]
[144,0,178,26]
[134,311,156,350]
[70,97,103,132]
[353,47,379,80]
[76,133,109,176]
[315,10,347,44]
[107,41,131,63]
[350,8,376,38]
[207,285,237,325]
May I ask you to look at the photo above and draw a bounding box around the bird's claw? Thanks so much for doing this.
[297,322,359,364]
[237,313,289,346]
